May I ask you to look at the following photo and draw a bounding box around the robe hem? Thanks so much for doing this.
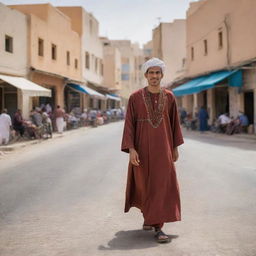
[124,205,181,223]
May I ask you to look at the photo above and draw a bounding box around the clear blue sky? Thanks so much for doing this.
[1,0,196,46]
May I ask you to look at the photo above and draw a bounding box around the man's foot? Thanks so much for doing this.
[154,229,169,243]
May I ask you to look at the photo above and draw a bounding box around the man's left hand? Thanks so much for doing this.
[173,147,179,162]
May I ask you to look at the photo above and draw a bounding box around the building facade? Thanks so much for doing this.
[100,37,122,109]
[143,40,153,62]
[0,3,51,119]
[109,40,144,103]
[0,3,27,117]
[9,4,82,113]
[57,6,106,110]
[176,0,256,133]
[152,19,186,86]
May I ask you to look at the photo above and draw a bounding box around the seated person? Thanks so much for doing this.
[30,107,43,138]
[30,107,43,127]
[23,120,37,139]
[96,111,104,125]
[67,112,79,129]
[217,113,231,133]
[80,109,88,126]
[13,109,25,137]
[226,116,241,135]
[42,108,53,138]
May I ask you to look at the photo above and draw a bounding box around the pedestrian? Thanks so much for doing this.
[198,106,209,132]
[218,113,231,133]
[54,105,65,133]
[238,111,249,133]
[0,109,12,145]
[13,109,25,137]
[179,107,187,125]
[46,103,52,114]
[121,58,184,243]
[42,108,53,138]
[31,107,43,127]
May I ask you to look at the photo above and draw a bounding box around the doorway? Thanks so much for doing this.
[0,87,3,111]
[244,91,254,124]
[39,87,56,110]
[215,86,229,117]
[64,86,81,112]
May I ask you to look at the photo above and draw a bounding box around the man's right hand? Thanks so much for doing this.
[129,148,140,166]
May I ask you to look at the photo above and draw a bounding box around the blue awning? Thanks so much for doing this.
[173,70,242,97]
[67,83,106,99]
[106,93,121,101]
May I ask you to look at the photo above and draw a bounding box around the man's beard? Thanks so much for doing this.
[149,79,160,86]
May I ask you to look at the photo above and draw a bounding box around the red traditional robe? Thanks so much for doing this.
[121,87,184,225]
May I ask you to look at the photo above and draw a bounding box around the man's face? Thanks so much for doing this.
[144,66,163,87]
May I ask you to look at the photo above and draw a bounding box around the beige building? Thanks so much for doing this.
[152,19,186,86]
[175,0,256,133]
[100,38,122,108]
[110,40,144,102]
[8,3,82,113]
[143,40,153,61]
[57,6,106,111]
[0,3,50,118]
[102,42,121,91]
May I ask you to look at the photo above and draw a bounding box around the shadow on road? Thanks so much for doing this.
[98,229,179,250]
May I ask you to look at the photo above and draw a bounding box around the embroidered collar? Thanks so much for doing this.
[142,87,166,128]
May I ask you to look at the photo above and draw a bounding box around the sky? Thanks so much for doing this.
[1,0,196,46]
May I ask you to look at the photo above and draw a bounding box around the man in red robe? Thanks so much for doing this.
[121,58,184,243]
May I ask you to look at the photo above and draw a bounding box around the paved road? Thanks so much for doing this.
[0,122,256,256]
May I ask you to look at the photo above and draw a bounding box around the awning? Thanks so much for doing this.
[106,93,121,101]
[173,70,242,97]
[67,83,106,100]
[0,74,51,97]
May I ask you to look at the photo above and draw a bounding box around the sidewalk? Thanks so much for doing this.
[0,126,91,153]
[182,127,256,143]
[1,123,255,154]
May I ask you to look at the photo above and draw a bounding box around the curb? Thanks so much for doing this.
[0,126,91,152]
[182,128,256,142]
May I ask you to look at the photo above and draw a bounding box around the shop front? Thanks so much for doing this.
[172,69,242,122]
[0,74,51,119]
[66,83,106,111]
[106,94,121,109]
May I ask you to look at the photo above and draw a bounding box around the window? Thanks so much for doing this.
[38,38,44,56]
[89,19,93,34]
[122,64,130,73]
[100,60,103,76]
[89,98,94,108]
[85,52,90,69]
[92,54,95,69]
[75,58,78,69]
[51,44,57,60]
[182,58,186,67]
[144,49,152,56]
[218,31,223,49]
[95,58,98,72]
[191,47,194,61]
[66,51,70,65]
[204,40,208,55]
[122,74,129,80]
[5,35,13,53]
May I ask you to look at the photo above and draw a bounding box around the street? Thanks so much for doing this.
[0,122,256,256]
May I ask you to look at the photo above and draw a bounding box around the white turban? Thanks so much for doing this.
[142,57,165,74]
